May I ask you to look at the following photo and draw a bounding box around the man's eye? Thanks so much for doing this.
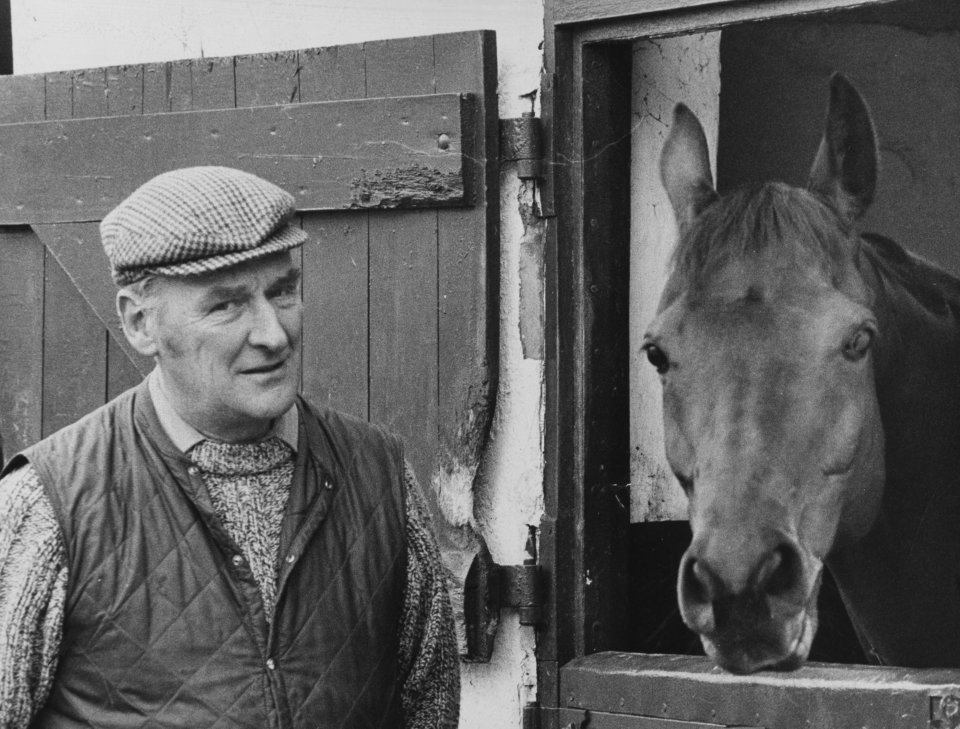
[271,285,301,303]
[210,299,240,313]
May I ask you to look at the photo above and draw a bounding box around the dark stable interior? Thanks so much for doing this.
[623,0,960,664]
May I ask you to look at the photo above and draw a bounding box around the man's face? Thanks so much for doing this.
[147,250,302,442]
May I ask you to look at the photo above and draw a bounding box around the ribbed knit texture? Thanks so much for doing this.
[188,437,295,620]
[0,467,66,729]
[398,461,461,728]
[0,458,459,728]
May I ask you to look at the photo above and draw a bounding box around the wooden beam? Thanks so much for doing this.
[32,222,152,378]
[552,0,894,26]
[562,652,960,729]
[0,93,471,224]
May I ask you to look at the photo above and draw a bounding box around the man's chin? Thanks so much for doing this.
[237,381,299,422]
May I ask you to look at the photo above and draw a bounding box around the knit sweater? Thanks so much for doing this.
[0,451,458,728]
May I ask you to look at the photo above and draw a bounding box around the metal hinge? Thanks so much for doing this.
[932,694,960,728]
[462,531,544,662]
[522,702,542,729]
[500,112,544,181]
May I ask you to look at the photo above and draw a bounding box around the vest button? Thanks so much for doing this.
[232,554,244,566]
[266,658,276,670]
[286,554,296,564]
[187,466,198,475]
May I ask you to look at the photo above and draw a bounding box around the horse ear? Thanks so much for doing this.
[807,73,878,222]
[660,103,718,235]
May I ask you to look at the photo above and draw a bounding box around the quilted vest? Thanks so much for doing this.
[9,380,406,729]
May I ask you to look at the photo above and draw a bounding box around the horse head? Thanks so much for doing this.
[646,74,887,673]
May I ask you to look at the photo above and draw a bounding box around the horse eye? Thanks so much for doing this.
[843,326,874,362]
[644,344,670,374]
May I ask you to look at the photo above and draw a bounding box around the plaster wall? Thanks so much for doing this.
[719,13,960,277]
[11,1,545,727]
[630,34,720,523]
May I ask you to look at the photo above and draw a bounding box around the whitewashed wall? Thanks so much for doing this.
[630,34,720,523]
[11,1,545,727]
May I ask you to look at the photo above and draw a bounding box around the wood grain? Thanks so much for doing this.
[300,212,369,420]
[0,95,468,223]
[0,228,43,455]
[41,249,106,436]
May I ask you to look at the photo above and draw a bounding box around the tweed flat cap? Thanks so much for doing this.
[101,166,308,285]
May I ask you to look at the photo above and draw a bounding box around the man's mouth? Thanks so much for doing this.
[242,359,287,375]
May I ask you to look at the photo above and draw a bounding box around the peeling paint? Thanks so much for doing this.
[349,164,463,208]
[517,180,544,360]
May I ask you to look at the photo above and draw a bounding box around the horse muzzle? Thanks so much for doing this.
[677,535,822,673]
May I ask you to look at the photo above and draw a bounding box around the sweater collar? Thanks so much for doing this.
[147,368,299,454]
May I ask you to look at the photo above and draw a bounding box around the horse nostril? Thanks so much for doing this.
[679,555,719,634]
[685,556,722,604]
[755,543,803,599]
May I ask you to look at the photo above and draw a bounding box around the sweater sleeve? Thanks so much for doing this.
[0,464,67,729]
[398,461,460,729]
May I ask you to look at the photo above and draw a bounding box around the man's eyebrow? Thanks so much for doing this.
[270,268,303,289]
[203,283,250,302]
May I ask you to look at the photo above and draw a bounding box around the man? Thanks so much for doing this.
[0,166,459,728]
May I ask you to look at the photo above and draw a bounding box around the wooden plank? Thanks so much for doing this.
[300,212,369,420]
[41,248,106,436]
[44,71,72,120]
[32,222,150,378]
[0,94,469,223]
[296,40,370,421]
[364,36,435,98]
[142,60,192,114]
[368,209,439,490]
[575,0,898,43]
[433,32,497,477]
[557,708,758,729]
[191,56,236,110]
[0,228,44,455]
[0,73,45,123]
[562,652,960,729]
[552,0,892,25]
[235,51,299,107]
[298,44,366,103]
[580,41,634,655]
[432,31,498,610]
[72,67,107,119]
[106,65,144,116]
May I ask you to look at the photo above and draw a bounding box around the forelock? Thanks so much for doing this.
[672,182,854,290]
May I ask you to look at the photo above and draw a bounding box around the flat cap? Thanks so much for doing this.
[100,166,308,285]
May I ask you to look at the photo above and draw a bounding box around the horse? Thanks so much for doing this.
[646,73,960,674]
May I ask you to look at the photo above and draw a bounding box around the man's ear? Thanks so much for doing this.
[116,287,159,358]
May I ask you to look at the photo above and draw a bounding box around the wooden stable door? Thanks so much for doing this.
[0,31,498,576]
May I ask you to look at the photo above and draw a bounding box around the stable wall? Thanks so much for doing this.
[719,1,960,277]
[10,2,546,728]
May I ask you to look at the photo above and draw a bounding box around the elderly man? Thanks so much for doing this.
[0,167,459,728]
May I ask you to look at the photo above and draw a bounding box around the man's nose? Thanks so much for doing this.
[248,299,291,350]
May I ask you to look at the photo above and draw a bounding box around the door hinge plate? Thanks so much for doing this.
[462,538,544,662]
[500,113,543,180]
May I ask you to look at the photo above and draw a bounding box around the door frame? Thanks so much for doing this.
[538,0,900,720]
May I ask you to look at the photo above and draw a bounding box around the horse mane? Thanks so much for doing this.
[673,182,853,291]
[859,232,960,326]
